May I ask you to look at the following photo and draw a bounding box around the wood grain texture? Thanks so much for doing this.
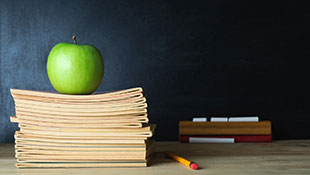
[179,121,272,135]
[15,162,147,168]
[1,141,310,174]
[179,135,272,143]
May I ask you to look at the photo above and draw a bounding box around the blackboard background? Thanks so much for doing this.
[1,0,310,143]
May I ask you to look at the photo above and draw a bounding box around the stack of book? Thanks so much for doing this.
[179,117,272,143]
[10,87,155,168]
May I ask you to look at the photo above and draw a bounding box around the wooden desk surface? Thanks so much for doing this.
[1,140,310,175]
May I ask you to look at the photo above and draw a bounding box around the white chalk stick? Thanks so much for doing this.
[228,116,259,122]
[189,137,234,143]
[210,117,228,122]
[192,117,207,122]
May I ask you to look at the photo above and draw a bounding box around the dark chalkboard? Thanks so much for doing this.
[1,0,310,142]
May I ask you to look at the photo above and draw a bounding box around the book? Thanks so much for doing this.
[18,124,151,132]
[10,87,144,102]
[15,139,147,147]
[14,97,147,108]
[12,114,149,123]
[15,131,148,140]
[15,141,154,151]
[16,153,147,161]
[15,135,147,144]
[16,162,147,168]
[180,135,272,143]
[15,108,147,117]
[11,116,144,128]
[18,125,154,137]
[179,121,272,135]
[15,103,147,113]
[15,125,155,142]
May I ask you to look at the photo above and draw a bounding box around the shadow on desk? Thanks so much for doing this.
[0,144,15,158]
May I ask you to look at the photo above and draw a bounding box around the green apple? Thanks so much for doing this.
[47,36,104,95]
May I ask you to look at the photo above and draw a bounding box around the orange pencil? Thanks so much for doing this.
[164,152,199,170]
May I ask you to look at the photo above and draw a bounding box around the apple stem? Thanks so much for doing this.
[72,36,77,44]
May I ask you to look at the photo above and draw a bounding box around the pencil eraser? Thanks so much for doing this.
[191,163,198,170]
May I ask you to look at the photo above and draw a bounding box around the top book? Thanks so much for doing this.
[10,87,144,102]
